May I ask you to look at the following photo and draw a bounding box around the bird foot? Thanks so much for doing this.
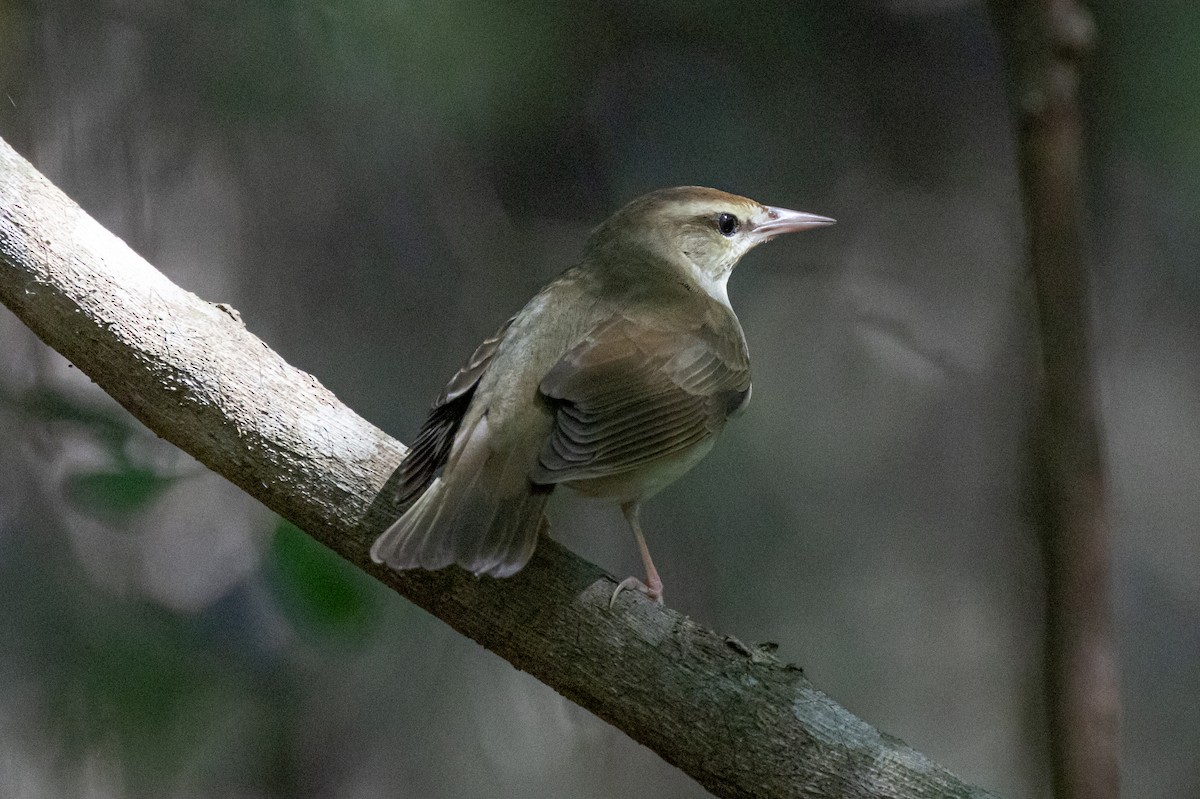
[610,576,665,608]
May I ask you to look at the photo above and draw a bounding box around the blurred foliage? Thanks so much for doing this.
[196,2,316,120]
[320,0,580,128]
[149,0,835,155]
[266,519,379,639]
[7,387,175,521]
[41,593,254,794]
[0,384,373,794]
[0,499,284,797]
[1091,0,1200,199]
[0,0,31,84]
[12,386,134,449]
[187,0,586,130]
[66,467,175,522]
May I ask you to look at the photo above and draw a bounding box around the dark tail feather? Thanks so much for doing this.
[459,481,551,578]
[370,416,548,577]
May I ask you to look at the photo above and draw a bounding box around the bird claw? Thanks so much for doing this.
[609,576,665,608]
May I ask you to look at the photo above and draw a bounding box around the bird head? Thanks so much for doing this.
[585,186,834,304]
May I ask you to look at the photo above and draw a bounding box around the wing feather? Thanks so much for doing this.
[531,314,750,486]
[396,316,515,507]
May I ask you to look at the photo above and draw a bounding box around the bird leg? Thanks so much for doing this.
[610,502,665,607]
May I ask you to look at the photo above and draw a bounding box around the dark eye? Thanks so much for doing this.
[717,212,740,237]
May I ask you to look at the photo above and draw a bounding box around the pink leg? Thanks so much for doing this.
[610,502,665,607]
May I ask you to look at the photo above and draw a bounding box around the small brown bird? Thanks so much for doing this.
[371,187,833,603]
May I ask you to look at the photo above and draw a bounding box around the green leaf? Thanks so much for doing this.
[66,468,174,521]
[266,520,380,638]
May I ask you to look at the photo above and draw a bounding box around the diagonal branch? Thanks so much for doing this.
[0,135,997,799]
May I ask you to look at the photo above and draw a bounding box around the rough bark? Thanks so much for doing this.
[986,3,1120,799]
[0,135,998,799]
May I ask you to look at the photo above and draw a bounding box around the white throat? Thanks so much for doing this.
[687,262,733,309]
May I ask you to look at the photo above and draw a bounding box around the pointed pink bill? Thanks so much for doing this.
[752,206,835,241]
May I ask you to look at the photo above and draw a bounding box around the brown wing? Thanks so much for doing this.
[397,316,515,507]
[531,315,750,485]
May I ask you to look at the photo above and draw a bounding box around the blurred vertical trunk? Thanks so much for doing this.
[986,2,1120,799]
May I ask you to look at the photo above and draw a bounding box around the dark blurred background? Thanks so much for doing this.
[1,1,1197,797]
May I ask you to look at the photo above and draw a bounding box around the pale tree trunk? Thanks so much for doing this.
[986,2,1121,798]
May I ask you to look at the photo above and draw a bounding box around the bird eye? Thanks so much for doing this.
[717,213,740,237]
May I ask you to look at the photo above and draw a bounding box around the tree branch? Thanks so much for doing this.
[0,135,997,799]
[985,3,1119,799]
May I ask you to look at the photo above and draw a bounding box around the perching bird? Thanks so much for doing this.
[371,187,833,604]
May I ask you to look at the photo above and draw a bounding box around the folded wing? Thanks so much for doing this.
[532,315,750,485]
[394,316,515,507]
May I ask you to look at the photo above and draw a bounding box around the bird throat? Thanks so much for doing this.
[684,261,733,309]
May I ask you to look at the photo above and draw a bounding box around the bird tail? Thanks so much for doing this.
[370,415,550,578]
